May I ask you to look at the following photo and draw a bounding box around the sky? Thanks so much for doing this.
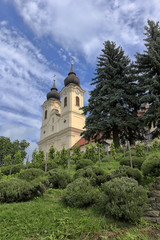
[0,0,160,159]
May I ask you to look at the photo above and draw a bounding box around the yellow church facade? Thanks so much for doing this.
[37,62,85,154]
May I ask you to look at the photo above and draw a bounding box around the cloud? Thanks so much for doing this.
[0,22,65,158]
[10,0,160,62]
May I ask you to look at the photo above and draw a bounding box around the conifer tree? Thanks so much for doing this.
[82,41,141,148]
[135,20,160,137]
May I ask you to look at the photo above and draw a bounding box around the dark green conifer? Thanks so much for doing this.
[135,20,160,137]
[82,41,141,148]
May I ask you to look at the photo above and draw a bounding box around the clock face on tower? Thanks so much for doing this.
[75,89,80,94]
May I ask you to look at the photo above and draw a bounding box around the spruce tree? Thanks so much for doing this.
[82,41,141,148]
[135,20,160,137]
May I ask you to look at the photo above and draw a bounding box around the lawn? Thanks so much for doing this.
[0,188,160,240]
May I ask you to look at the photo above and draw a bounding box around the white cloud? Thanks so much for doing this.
[10,0,160,62]
[0,22,65,158]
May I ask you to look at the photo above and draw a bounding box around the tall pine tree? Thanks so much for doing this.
[135,20,160,137]
[82,41,141,148]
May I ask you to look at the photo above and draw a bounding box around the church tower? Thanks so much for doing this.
[37,60,85,154]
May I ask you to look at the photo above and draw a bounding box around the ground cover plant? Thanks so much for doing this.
[0,188,159,240]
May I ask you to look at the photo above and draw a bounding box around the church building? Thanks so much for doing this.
[37,61,85,155]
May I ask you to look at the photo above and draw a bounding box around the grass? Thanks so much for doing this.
[0,152,160,239]
[0,188,160,240]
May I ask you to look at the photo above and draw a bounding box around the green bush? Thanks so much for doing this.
[0,178,45,203]
[74,167,95,180]
[74,167,108,186]
[47,161,58,171]
[47,169,70,189]
[111,166,143,183]
[120,156,145,169]
[0,164,25,175]
[101,177,148,222]
[63,178,99,208]
[18,168,45,181]
[76,159,93,170]
[141,153,160,177]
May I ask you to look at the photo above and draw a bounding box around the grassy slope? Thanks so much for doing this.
[0,156,160,240]
[0,189,160,240]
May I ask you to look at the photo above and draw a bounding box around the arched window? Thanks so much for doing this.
[64,97,67,107]
[76,96,80,106]
[44,110,47,119]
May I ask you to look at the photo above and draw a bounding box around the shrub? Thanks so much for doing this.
[101,177,148,222]
[47,169,70,189]
[150,138,160,152]
[141,153,160,177]
[0,164,25,175]
[47,161,58,171]
[92,167,109,186]
[120,156,145,169]
[18,168,45,181]
[74,167,95,180]
[76,159,93,170]
[111,166,143,183]
[0,178,45,203]
[74,167,108,186]
[63,178,99,208]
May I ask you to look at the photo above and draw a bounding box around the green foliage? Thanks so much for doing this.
[18,168,45,181]
[111,166,143,183]
[31,148,45,170]
[101,177,148,222]
[71,144,82,164]
[150,138,160,152]
[0,164,25,175]
[59,146,68,169]
[14,150,23,164]
[110,142,116,158]
[120,156,145,169]
[83,142,99,163]
[135,20,160,136]
[75,158,94,170]
[0,137,29,166]
[47,146,58,170]
[63,178,99,208]
[47,169,70,189]
[0,178,45,203]
[81,41,142,148]
[135,142,145,157]
[74,166,108,186]
[141,153,160,177]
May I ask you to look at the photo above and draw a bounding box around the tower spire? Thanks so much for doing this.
[51,74,57,91]
[71,57,74,72]
[53,74,56,88]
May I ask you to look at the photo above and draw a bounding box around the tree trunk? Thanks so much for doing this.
[128,141,133,168]
[68,149,70,176]
[98,145,101,168]
[45,152,48,172]
[113,127,120,148]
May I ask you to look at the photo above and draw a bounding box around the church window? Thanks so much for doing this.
[52,126,54,131]
[76,96,80,106]
[44,110,47,119]
[64,97,67,107]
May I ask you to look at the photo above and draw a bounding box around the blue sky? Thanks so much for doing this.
[0,0,160,159]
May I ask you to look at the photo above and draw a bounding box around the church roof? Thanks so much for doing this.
[64,58,80,87]
[47,76,60,101]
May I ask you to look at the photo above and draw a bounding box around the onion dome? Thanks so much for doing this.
[47,75,60,101]
[64,58,80,87]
